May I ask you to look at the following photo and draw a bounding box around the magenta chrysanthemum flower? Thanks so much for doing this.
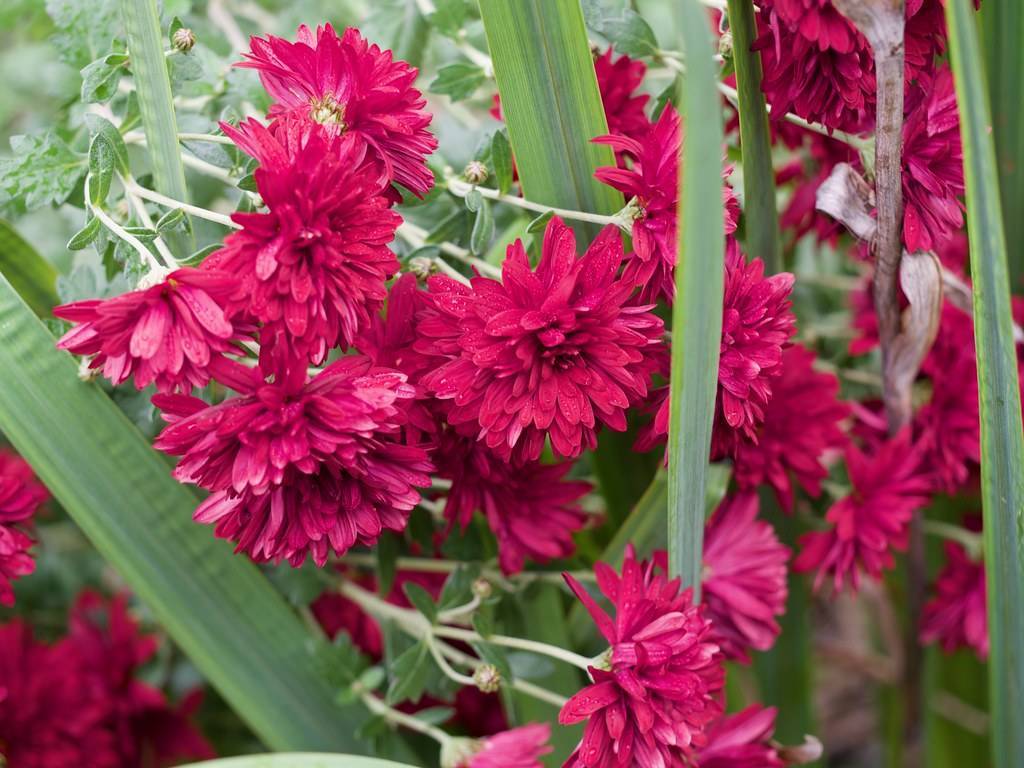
[458,724,552,768]
[901,67,964,254]
[0,449,48,607]
[559,547,725,766]
[767,0,859,53]
[593,48,652,141]
[209,117,401,370]
[794,430,932,592]
[54,268,239,394]
[703,492,789,662]
[417,217,663,464]
[437,430,590,575]
[153,356,432,566]
[594,105,740,303]
[697,706,784,768]
[729,344,849,511]
[921,536,987,659]
[239,24,436,196]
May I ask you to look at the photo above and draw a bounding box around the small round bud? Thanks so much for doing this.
[463,160,489,185]
[471,578,492,600]
[172,27,196,53]
[718,31,733,59]
[473,664,502,693]
[408,255,435,278]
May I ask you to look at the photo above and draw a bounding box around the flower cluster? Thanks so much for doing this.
[0,448,47,606]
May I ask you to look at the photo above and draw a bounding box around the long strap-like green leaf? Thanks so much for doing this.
[0,219,59,318]
[182,756,415,768]
[0,273,365,753]
[945,2,1024,765]
[668,1,725,592]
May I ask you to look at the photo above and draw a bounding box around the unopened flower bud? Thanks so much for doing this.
[718,31,733,59]
[408,255,435,278]
[471,578,492,600]
[440,738,482,768]
[172,27,196,53]
[463,160,488,185]
[473,664,502,693]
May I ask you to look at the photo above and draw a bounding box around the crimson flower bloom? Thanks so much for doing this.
[153,356,432,566]
[459,723,552,768]
[703,492,789,662]
[920,537,988,659]
[0,450,48,606]
[901,67,964,254]
[66,592,214,766]
[210,117,401,369]
[767,0,859,53]
[697,706,784,768]
[54,268,239,394]
[795,430,932,592]
[239,24,436,196]
[418,218,662,464]
[560,547,724,766]
[728,344,849,511]
[437,429,590,574]
[594,105,740,303]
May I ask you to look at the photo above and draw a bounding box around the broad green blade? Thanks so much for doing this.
[0,219,59,318]
[945,1,1024,765]
[668,0,725,592]
[725,0,781,274]
[981,1,1024,284]
[0,274,365,753]
[183,757,415,768]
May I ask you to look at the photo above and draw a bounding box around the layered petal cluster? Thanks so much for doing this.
[920,539,988,659]
[900,68,964,254]
[436,429,590,574]
[795,430,932,592]
[153,356,432,565]
[418,218,663,464]
[460,724,552,768]
[703,493,789,662]
[239,24,436,195]
[594,105,740,303]
[697,706,784,768]
[0,449,48,607]
[728,344,849,510]
[54,268,240,394]
[209,117,401,370]
[560,548,725,766]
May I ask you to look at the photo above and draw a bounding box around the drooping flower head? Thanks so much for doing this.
[703,492,789,662]
[436,429,590,575]
[239,24,436,195]
[153,356,432,566]
[728,344,849,510]
[0,449,48,607]
[418,218,663,464]
[795,430,932,592]
[560,547,725,766]
[594,105,740,303]
[210,117,401,370]
[921,520,987,660]
[54,268,240,394]
[452,723,552,768]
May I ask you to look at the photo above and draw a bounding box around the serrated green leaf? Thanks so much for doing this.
[430,62,487,102]
[429,0,470,37]
[45,0,121,68]
[0,132,86,211]
[491,130,514,196]
[470,199,494,255]
[88,134,116,206]
[80,56,126,103]
[386,640,431,705]
[83,114,130,174]
[581,0,659,58]
[67,217,102,251]
[402,582,438,624]
[0,219,60,317]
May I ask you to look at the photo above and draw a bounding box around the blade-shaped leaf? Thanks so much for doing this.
[0,273,365,752]
[0,219,59,318]
[182,757,416,768]
[945,2,1024,765]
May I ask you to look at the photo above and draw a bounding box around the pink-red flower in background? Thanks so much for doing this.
[153,356,432,566]
[437,430,590,575]
[697,705,784,768]
[559,547,724,766]
[210,117,401,370]
[920,536,988,660]
[418,218,662,464]
[54,268,239,394]
[703,492,789,662]
[239,24,436,195]
[0,449,48,607]
[728,344,849,511]
[795,430,932,592]
[460,723,552,768]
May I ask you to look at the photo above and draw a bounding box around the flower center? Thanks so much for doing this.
[309,93,347,129]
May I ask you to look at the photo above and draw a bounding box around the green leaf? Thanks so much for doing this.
[0,274,367,752]
[80,55,126,103]
[464,187,483,213]
[156,207,186,231]
[0,219,60,317]
[491,129,514,196]
[526,209,555,233]
[725,0,781,274]
[386,640,432,705]
[45,0,121,68]
[169,52,204,89]
[580,0,659,58]
[402,582,438,624]
[180,756,417,768]
[88,134,116,206]
[67,216,103,251]
[470,199,494,254]
[946,2,1024,764]
[437,563,479,610]
[667,0,726,592]
[0,132,86,211]
[362,0,430,68]
[83,114,131,175]
[237,173,258,193]
[429,0,470,37]
[430,62,488,102]
[180,243,220,266]
[264,560,326,608]
[376,531,400,596]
